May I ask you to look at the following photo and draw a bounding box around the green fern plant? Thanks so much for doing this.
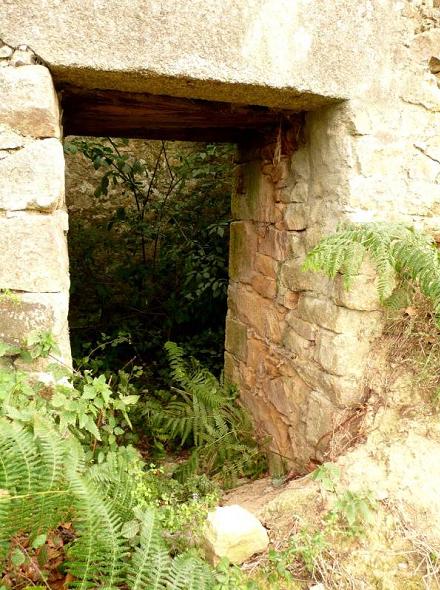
[128,510,214,590]
[0,335,223,589]
[150,342,266,486]
[303,222,440,324]
[0,417,126,588]
[0,419,76,562]
[65,445,127,589]
[0,416,215,589]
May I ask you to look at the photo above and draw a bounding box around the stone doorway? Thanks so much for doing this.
[1,0,439,468]
[60,85,312,469]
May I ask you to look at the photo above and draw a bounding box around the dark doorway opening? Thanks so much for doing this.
[65,136,234,381]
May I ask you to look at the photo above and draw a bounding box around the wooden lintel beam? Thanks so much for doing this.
[61,86,299,142]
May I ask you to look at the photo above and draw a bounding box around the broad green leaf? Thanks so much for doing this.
[82,384,97,400]
[32,533,47,549]
[51,392,66,408]
[84,415,101,440]
[11,548,26,566]
[19,350,33,363]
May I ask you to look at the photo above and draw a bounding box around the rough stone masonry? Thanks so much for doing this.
[0,45,71,370]
[0,0,439,467]
[226,1,440,467]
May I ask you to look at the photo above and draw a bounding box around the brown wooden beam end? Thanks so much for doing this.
[61,86,300,142]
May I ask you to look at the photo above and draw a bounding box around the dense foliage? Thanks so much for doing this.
[0,333,260,589]
[3,219,439,587]
[65,138,234,378]
[0,419,215,590]
[141,342,266,486]
[62,138,261,476]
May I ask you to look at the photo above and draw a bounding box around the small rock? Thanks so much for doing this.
[0,44,13,59]
[429,56,440,75]
[310,584,325,590]
[203,505,269,565]
[10,46,37,67]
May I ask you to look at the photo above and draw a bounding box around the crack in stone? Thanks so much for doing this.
[414,144,440,166]
[0,145,27,158]
[401,96,438,112]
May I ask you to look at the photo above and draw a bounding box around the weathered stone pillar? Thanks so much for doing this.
[0,44,71,366]
[225,129,347,472]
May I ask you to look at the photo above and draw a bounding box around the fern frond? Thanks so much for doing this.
[65,444,127,589]
[0,419,43,557]
[31,418,69,534]
[164,342,193,393]
[88,451,138,522]
[0,387,220,590]
[127,508,170,590]
[383,284,413,310]
[0,418,39,494]
[173,449,200,483]
[303,222,440,324]
[167,553,214,590]
[156,343,265,484]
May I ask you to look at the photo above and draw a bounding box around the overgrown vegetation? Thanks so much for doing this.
[3,218,440,588]
[140,341,266,486]
[0,419,214,590]
[62,138,262,475]
[65,138,234,379]
[15,135,437,589]
[303,221,440,401]
[0,333,263,589]
[31,137,271,586]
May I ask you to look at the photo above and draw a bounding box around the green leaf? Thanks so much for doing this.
[83,415,101,440]
[51,392,66,408]
[19,350,33,363]
[32,533,47,549]
[120,394,139,406]
[0,341,20,357]
[82,384,97,400]
[11,548,26,566]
